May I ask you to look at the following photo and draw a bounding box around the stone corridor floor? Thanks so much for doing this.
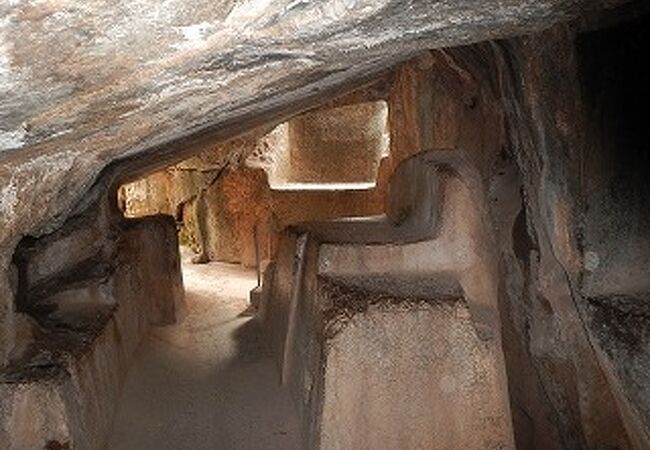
[107,250,300,450]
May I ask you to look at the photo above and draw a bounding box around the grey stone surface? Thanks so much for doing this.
[0,0,627,366]
[0,0,627,244]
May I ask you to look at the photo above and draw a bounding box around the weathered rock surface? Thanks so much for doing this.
[0,207,184,449]
[318,282,513,450]
[257,149,515,449]
[2,1,649,449]
[0,0,632,365]
[0,0,628,247]
[493,17,650,448]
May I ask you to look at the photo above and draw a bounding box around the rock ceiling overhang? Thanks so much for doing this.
[0,0,628,243]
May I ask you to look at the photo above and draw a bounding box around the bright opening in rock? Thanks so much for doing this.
[267,100,390,190]
[117,99,391,267]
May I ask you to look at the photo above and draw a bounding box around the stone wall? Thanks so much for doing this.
[256,24,650,448]
[576,15,650,447]
[284,101,389,184]
[492,21,649,449]
[0,194,184,449]
[257,149,516,449]
[119,96,391,267]
[318,282,513,450]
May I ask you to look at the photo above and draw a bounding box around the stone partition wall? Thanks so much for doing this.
[317,282,513,450]
[257,149,516,449]
[0,195,184,449]
[118,93,392,268]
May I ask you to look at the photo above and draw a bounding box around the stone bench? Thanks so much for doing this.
[258,149,515,449]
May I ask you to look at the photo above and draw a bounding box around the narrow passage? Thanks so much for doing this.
[107,252,300,450]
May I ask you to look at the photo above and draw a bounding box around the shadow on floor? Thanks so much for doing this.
[106,260,300,450]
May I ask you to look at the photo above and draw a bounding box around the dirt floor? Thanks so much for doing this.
[107,249,300,450]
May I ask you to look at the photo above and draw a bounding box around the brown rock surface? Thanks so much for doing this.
[0,0,628,363]
[0,211,184,449]
[1,2,649,449]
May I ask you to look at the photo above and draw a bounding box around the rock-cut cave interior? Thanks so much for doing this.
[1,1,649,449]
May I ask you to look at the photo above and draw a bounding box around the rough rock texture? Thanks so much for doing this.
[0,0,629,365]
[201,166,271,266]
[281,101,388,184]
[0,205,184,449]
[318,283,513,450]
[2,1,650,449]
[490,16,650,449]
[120,216,185,325]
[258,149,515,449]
[119,95,393,267]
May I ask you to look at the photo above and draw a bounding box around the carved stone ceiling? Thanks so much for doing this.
[0,0,626,245]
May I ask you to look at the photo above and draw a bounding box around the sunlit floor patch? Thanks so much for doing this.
[107,252,300,450]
